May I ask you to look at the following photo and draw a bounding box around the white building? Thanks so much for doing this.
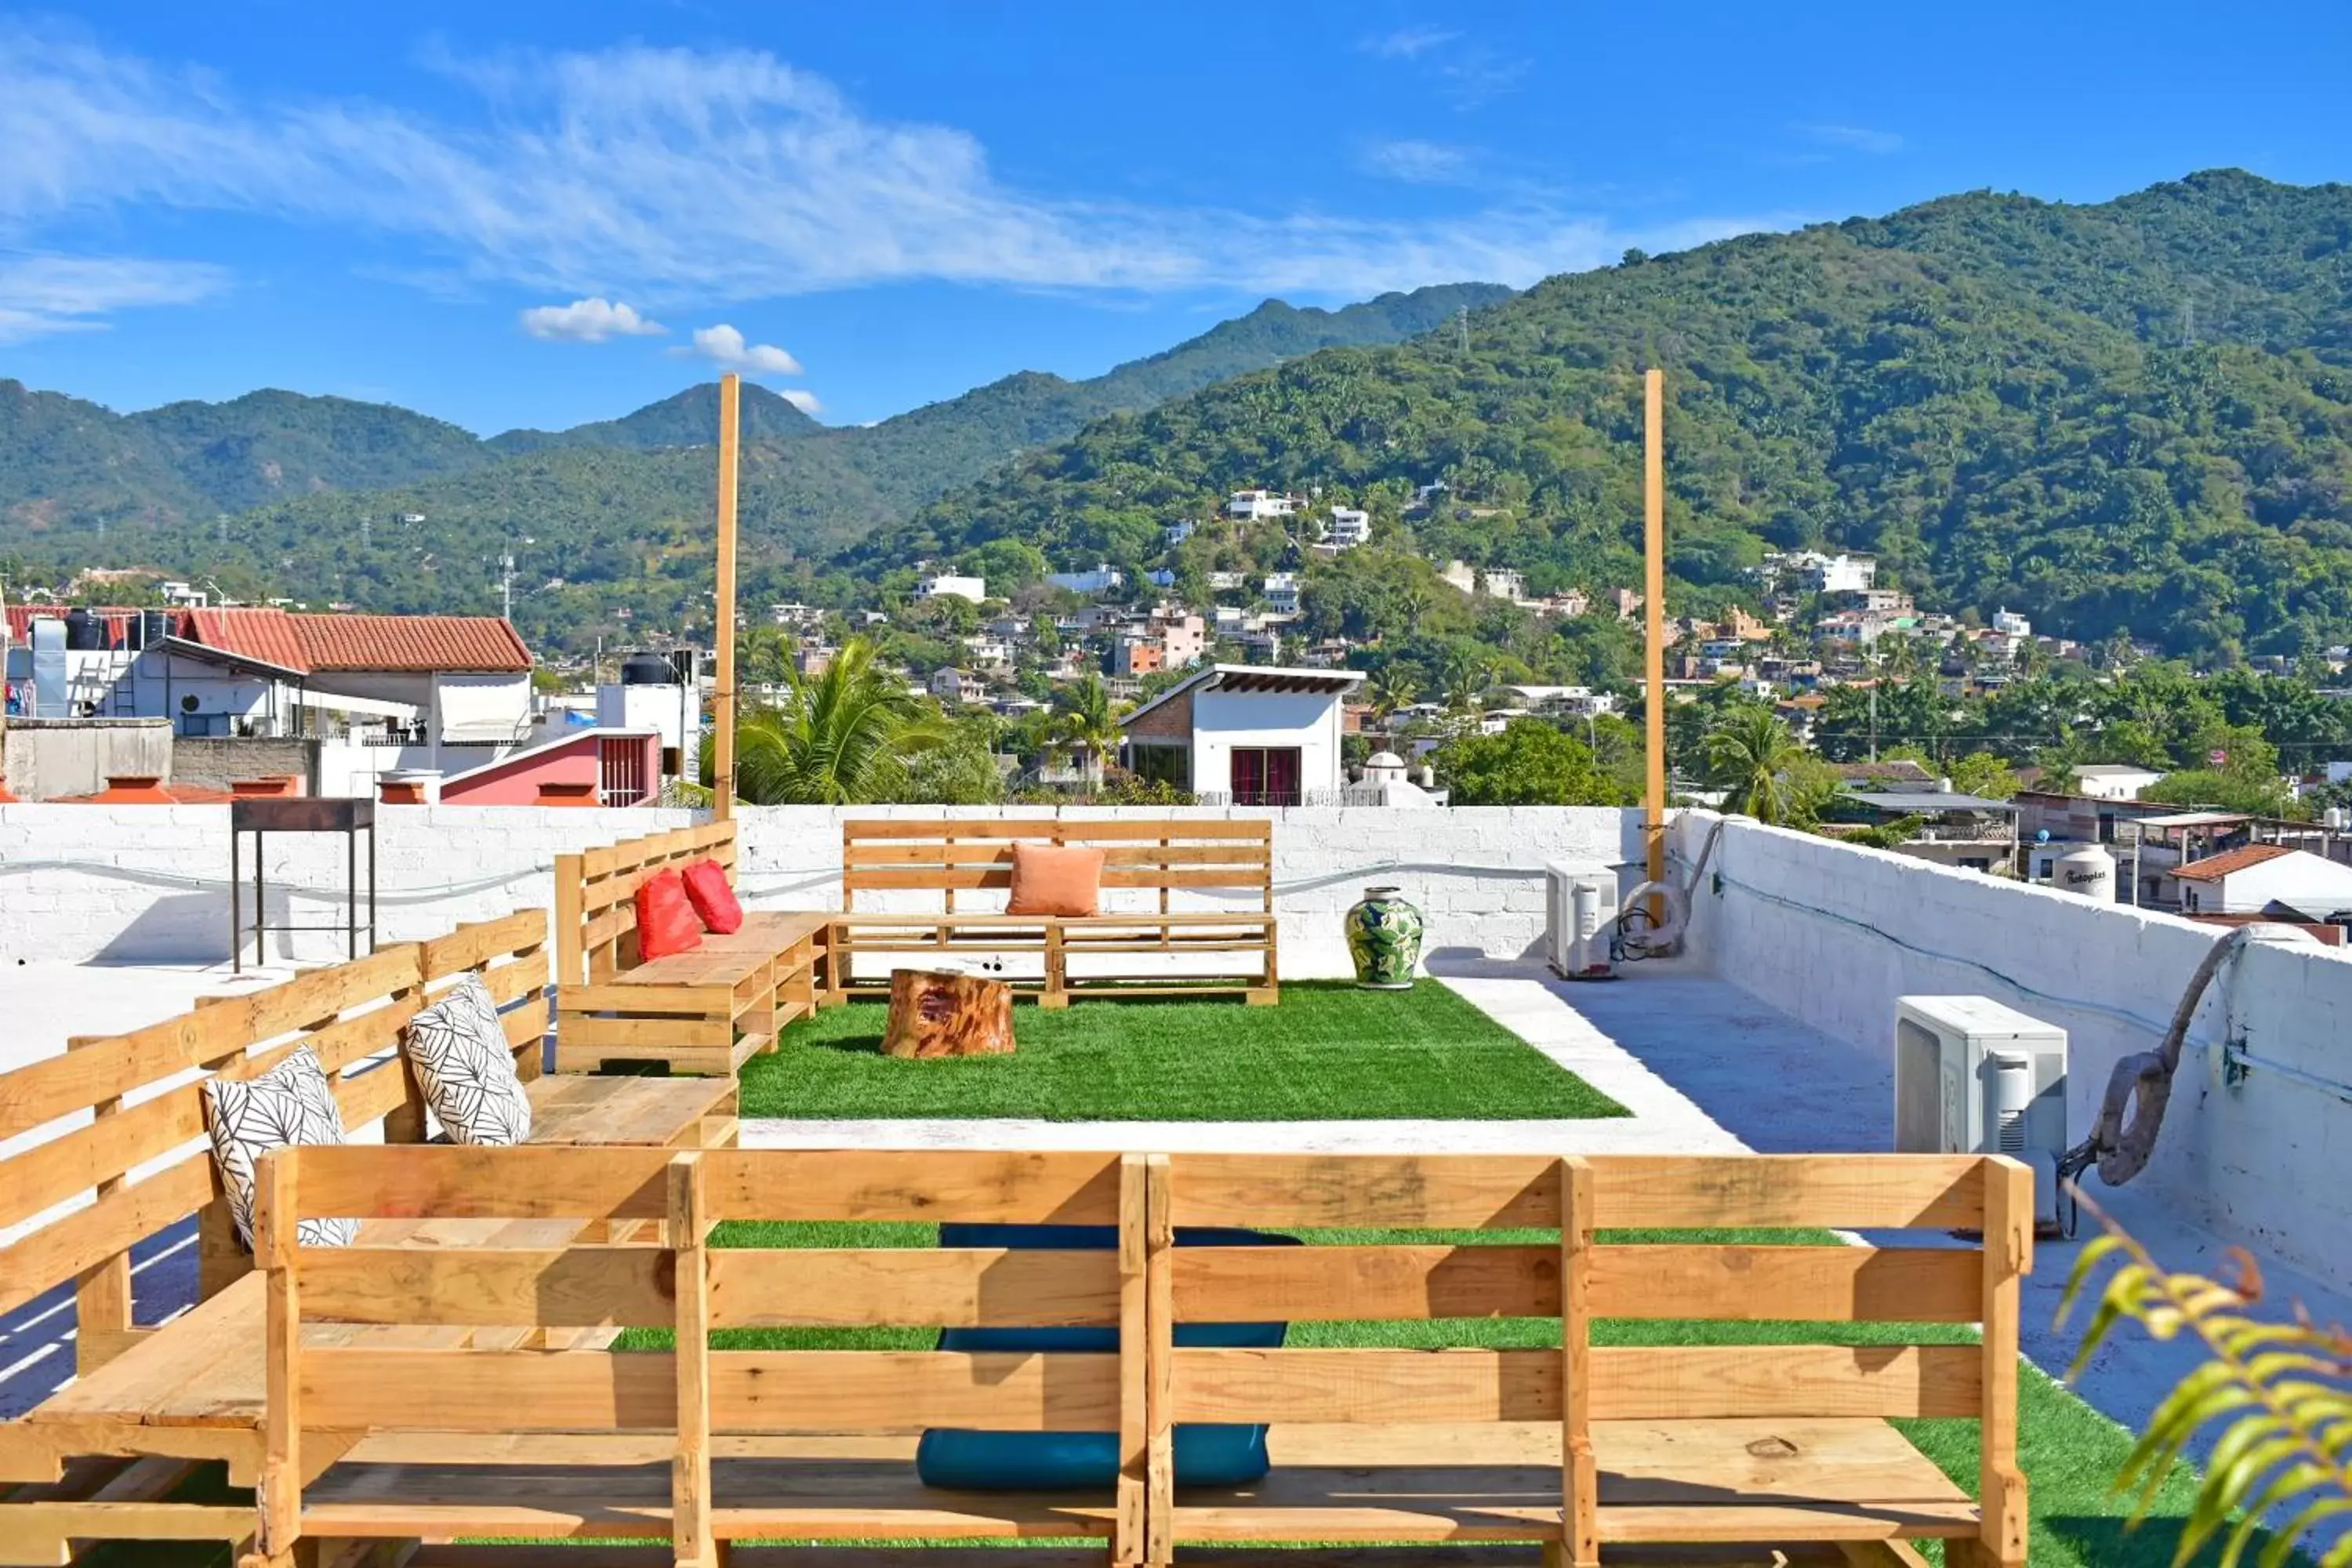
[1226,489,1298,521]
[929,667,978,702]
[2074,764,2165,801]
[961,636,1014,669]
[1165,520,1197,547]
[1047,565,1124,596]
[1483,568,1528,603]
[914,574,987,603]
[1992,606,2033,637]
[1263,573,1301,615]
[1807,553,1878,594]
[2172,844,2352,920]
[1120,664,1363,805]
[1207,571,1249,593]
[1325,506,1372,549]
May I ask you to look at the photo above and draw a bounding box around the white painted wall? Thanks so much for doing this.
[2183,851,2352,917]
[0,803,1637,975]
[1191,689,1346,797]
[1673,810,2352,1294]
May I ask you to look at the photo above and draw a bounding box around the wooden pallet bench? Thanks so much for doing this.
[0,909,735,1566]
[554,819,828,1073]
[1151,1150,2027,1568]
[242,1145,1145,1568]
[833,818,1278,1007]
[217,1145,2024,1568]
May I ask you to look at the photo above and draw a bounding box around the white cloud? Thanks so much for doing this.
[686,324,802,376]
[1795,122,1906,155]
[1360,139,1472,184]
[1361,26,1459,59]
[518,296,665,341]
[0,31,1784,312]
[0,252,224,343]
[779,388,821,415]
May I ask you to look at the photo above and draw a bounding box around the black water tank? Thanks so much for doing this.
[619,652,674,686]
[64,608,106,650]
[141,610,172,649]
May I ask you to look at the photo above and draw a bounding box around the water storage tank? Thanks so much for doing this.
[2054,844,2116,902]
[140,609,172,649]
[63,607,106,651]
[619,652,675,686]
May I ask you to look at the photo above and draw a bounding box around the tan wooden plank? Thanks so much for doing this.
[1167,1154,1988,1231]
[243,948,426,1041]
[844,867,1268,892]
[706,1249,1119,1328]
[1171,1245,1555,1321]
[560,983,736,1012]
[256,1149,300,1556]
[1170,1345,1980,1423]
[554,851,589,990]
[844,843,1265,868]
[1602,1502,1981,1544]
[1560,1157,1597,1568]
[0,1152,216,1318]
[296,1246,675,1327]
[0,1004,250,1139]
[557,1015,735,1051]
[418,911,547,982]
[291,1145,673,1222]
[0,1072,205,1232]
[297,1349,1118,1432]
[1115,1153,1147,1566]
[1144,1152,1173,1566]
[845,818,1267,841]
[703,1149,1122,1225]
[1978,1156,2030,1568]
[672,1152,714,1568]
[1595,1244,1981,1323]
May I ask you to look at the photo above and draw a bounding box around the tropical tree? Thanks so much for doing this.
[1366,666,1420,724]
[1050,674,1125,786]
[725,637,949,804]
[1435,719,1626,806]
[1704,706,1813,826]
[1439,646,1493,713]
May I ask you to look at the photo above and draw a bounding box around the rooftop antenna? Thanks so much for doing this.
[2180,295,2197,349]
[360,514,371,550]
[499,551,517,622]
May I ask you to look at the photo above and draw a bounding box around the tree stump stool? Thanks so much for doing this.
[883,969,1015,1058]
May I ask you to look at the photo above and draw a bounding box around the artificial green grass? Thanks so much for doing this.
[736,982,1628,1121]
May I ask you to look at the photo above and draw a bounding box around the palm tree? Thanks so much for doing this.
[1050,674,1125,786]
[727,637,948,804]
[1366,667,1420,724]
[1704,706,1811,826]
[1439,648,1492,714]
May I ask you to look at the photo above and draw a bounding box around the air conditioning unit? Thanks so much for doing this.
[1894,996,2068,1235]
[1545,862,1619,981]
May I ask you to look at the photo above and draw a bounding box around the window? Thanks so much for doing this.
[1230,746,1302,808]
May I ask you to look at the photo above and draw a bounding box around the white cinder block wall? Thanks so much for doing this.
[1673,811,2352,1294]
[0,804,1642,972]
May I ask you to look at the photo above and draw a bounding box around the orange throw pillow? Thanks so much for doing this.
[635,868,704,960]
[681,858,744,934]
[1007,843,1104,917]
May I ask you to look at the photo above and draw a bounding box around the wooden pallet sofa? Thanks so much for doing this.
[242,1144,1145,1568]
[229,1146,2025,1568]
[832,818,1279,1007]
[554,818,828,1075]
[0,909,736,1566]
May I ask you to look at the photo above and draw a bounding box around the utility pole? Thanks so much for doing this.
[499,552,516,622]
[1869,681,1879,763]
[1457,306,1470,354]
[712,374,742,821]
[1642,368,1667,908]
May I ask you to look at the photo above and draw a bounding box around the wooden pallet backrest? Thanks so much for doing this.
[554,818,740,985]
[1156,1151,2028,1563]
[256,1145,1149,1563]
[0,944,429,1330]
[842,818,1275,915]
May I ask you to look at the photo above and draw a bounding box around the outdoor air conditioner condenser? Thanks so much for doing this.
[1893,995,2069,1236]
[1545,862,1619,981]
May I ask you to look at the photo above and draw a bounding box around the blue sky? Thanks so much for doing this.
[2,1,2347,436]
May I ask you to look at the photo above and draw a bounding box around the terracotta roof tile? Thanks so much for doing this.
[2172,843,2295,882]
[183,608,532,673]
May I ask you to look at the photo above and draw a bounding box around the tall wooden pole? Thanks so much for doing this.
[712,374,741,821]
[1642,368,1667,895]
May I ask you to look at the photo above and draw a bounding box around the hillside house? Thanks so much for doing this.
[2171,844,2352,920]
[1226,488,1299,521]
[1121,663,1363,805]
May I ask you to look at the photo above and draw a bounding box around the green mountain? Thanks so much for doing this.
[0,281,1512,641]
[875,169,2352,662]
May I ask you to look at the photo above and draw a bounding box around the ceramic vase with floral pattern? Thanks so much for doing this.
[1344,885,1424,990]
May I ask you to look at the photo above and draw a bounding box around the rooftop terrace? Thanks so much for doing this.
[2,800,2347,1563]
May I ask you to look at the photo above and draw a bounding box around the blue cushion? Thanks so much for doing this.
[915,1222,1294,1492]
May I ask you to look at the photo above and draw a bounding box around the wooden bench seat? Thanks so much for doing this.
[834,818,1278,1007]
[554,824,827,1075]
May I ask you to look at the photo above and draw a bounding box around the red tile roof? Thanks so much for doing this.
[187,608,531,673]
[2172,843,2295,882]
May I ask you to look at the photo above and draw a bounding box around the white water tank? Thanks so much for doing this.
[2054,844,2115,902]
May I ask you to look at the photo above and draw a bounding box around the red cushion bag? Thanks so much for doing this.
[635,867,704,959]
[681,858,745,935]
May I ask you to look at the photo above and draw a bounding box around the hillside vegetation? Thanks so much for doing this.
[880,170,2352,663]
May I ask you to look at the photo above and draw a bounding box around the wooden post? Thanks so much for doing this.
[1143,1154,1174,1568]
[1642,367,1668,906]
[1974,1156,2032,1568]
[67,1035,132,1374]
[670,1152,717,1568]
[712,373,741,822]
[1115,1153,1149,1566]
[1557,1156,1598,1568]
[253,1149,300,1561]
